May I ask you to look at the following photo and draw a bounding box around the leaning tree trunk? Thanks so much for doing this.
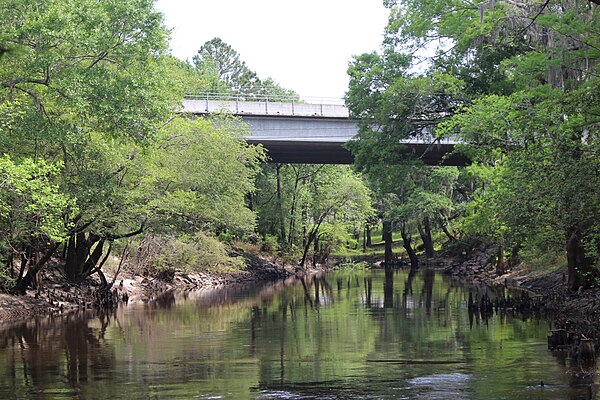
[13,243,59,295]
[300,219,323,268]
[300,230,315,268]
[441,223,457,242]
[15,247,30,284]
[287,174,301,246]
[400,221,419,270]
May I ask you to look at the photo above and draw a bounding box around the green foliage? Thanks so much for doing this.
[0,1,268,287]
[0,155,73,245]
[139,116,265,236]
[260,235,280,253]
[0,0,177,142]
[165,55,230,95]
[193,37,260,92]
[133,232,246,275]
[254,164,374,264]
[349,0,600,287]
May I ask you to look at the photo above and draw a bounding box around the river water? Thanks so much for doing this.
[0,269,597,399]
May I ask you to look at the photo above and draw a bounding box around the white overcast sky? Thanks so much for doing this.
[154,0,389,99]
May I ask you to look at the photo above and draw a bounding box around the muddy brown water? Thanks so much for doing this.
[0,269,597,399]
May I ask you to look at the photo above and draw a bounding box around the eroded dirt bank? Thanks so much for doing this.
[0,255,306,323]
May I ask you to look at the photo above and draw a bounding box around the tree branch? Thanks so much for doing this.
[517,0,551,36]
[107,221,146,240]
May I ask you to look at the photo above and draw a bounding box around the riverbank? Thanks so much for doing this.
[436,246,600,351]
[3,244,599,343]
[0,252,307,323]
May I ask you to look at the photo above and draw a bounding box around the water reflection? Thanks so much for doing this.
[0,269,597,399]
[0,311,117,398]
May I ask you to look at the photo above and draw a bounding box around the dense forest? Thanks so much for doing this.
[0,0,373,295]
[0,0,263,293]
[1,0,599,298]
[346,0,600,291]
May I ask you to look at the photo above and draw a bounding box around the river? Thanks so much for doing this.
[0,269,596,399]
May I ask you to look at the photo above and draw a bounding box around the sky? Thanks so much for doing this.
[154,0,389,99]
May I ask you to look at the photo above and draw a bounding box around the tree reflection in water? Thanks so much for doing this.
[0,269,597,399]
[0,310,117,395]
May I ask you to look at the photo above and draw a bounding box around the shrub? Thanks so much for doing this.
[261,234,280,253]
[128,232,246,276]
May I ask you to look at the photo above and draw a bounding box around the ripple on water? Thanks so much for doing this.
[408,373,472,400]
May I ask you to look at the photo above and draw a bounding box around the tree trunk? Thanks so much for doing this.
[287,174,301,246]
[366,224,372,247]
[419,216,434,257]
[507,245,521,269]
[275,163,287,246]
[566,228,592,291]
[300,214,328,268]
[400,221,418,270]
[496,244,506,275]
[16,250,28,283]
[383,219,394,271]
[441,223,457,242]
[13,243,59,295]
[301,203,308,248]
[300,233,313,268]
[64,233,104,282]
[64,232,87,281]
[312,233,320,266]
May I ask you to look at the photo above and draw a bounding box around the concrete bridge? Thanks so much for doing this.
[182,95,467,165]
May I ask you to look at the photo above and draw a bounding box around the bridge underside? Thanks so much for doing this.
[184,100,469,166]
[247,139,469,166]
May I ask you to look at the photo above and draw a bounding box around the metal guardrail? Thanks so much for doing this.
[184,92,345,106]
[183,93,349,118]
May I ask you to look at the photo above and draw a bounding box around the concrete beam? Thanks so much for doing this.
[249,140,470,166]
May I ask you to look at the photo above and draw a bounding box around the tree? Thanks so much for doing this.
[0,0,182,290]
[192,37,300,100]
[0,156,72,289]
[167,55,230,95]
[253,164,373,265]
[139,116,265,236]
[370,0,600,289]
[298,167,373,268]
[0,1,273,294]
[193,37,260,93]
[346,42,468,269]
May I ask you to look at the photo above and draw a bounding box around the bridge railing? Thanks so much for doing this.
[184,92,344,105]
[183,92,349,118]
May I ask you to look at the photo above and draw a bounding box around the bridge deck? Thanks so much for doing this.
[182,98,468,166]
